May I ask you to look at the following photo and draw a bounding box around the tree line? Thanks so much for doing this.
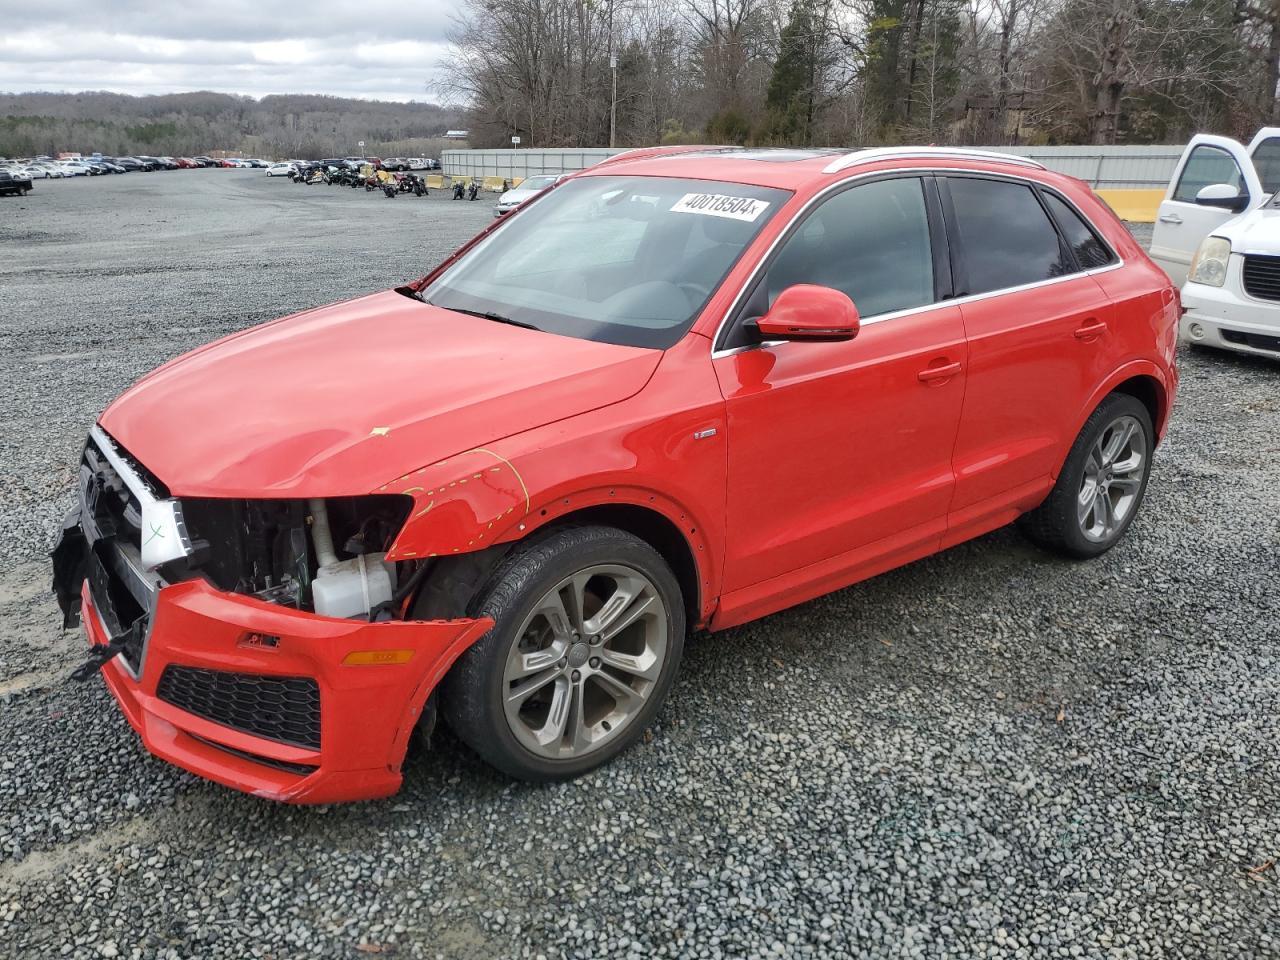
[446,0,1280,148]
[0,92,465,159]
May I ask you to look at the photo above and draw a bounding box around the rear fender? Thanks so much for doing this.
[1064,360,1174,471]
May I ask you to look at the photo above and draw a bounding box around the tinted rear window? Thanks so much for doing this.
[1042,193,1115,270]
[947,177,1072,295]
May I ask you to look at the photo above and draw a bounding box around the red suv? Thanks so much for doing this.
[53,147,1179,802]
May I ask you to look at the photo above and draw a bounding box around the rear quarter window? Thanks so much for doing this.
[1042,192,1116,270]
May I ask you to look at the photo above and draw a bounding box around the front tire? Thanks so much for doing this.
[1020,393,1154,559]
[442,525,685,781]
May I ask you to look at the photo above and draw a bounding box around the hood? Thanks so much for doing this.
[1222,203,1280,256]
[100,290,661,498]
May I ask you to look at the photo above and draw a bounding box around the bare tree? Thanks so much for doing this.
[1031,0,1241,144]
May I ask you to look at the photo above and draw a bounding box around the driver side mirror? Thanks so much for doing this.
[752,284,860,343]
[1195,183,1250,213]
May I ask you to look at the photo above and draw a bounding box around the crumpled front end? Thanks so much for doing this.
[52,428,493,803]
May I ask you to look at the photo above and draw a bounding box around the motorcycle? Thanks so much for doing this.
[396,174,428,196]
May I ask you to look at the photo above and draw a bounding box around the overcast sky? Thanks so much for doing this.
[0,0,460,102]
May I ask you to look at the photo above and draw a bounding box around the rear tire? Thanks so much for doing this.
[1019,393,1154,559]
[442,525,685,781]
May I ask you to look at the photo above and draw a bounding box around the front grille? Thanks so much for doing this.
[1221,329,1280,353]
[157,666,321,750]
[1242,255,1280,302]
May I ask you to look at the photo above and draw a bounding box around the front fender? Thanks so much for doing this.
[382,447,532,560]
[381,336,728,624]
[382,453,720,624]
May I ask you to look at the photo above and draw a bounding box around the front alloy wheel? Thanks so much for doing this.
[442,525,685,780]
[502,564,669,760]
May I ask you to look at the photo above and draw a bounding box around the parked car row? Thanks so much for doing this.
[1,154,444,186]
[381,157,442,171]
[0,155,284,181]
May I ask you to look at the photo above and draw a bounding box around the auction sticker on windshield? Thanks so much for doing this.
[671,193,771,222]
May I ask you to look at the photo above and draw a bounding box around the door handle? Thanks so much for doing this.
[917,361,962,383]
[1074,319,1108,340]
[1158,213,1183,224]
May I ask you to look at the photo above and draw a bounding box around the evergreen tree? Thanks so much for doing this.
[763,0,825,144]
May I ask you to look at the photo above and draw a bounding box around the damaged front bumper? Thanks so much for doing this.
[54,511,492,804]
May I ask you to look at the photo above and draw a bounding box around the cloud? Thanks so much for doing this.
[0,4,461,101]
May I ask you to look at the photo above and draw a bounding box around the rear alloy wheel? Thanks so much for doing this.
[1020,393,1154,559]
[1076,414,1147,543]
[443,526,685,780]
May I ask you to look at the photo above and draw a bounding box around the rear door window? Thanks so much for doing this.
[945,177,1072,294]
[1172,145,1245,202]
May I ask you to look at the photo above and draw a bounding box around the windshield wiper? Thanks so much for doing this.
[424,300,540,331]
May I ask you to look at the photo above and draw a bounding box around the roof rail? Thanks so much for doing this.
[822,147,1046,175]
[594,145,732,168]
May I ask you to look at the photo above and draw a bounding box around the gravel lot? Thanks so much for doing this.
[1,172,1278,959]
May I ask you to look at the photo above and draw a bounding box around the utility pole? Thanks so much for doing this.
[608,0,617,148]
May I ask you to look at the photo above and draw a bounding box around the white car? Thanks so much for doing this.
[493,174,563,217]
[58,161,93,177]
[30,163,64,178]
[266,162,296,177]
[1152,128,1280,358]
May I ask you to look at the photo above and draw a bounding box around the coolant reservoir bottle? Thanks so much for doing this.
[311,552,397,619]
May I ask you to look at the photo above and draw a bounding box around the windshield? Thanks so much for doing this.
[422,175,788,349]
[519,176,558,191]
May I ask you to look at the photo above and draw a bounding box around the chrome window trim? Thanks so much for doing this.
[708,166,1124,359]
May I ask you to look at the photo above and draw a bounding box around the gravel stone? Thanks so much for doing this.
[0,178,1276,958]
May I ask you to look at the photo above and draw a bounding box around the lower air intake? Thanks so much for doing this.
[157,665,321,750]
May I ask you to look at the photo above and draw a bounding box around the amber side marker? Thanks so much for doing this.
[342,649,415,666]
